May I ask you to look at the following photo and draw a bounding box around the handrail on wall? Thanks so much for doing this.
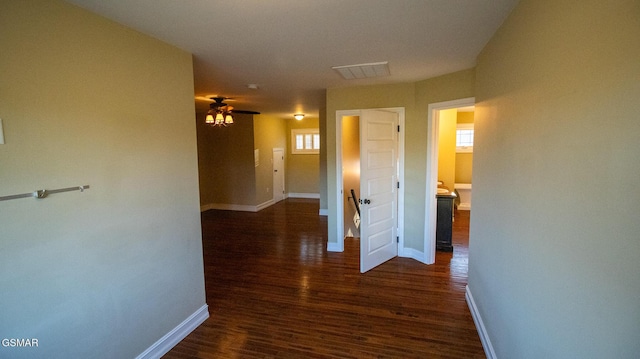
[0,185,90,202]
[350,188,360,217]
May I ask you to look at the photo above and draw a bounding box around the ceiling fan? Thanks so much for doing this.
[205,97,260,126]
[209,97,260,115]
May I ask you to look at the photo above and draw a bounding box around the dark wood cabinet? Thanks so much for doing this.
[436,193,456,252]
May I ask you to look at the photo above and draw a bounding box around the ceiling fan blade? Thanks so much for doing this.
[209,96,259,114]
[210,97,228,106]
[231,109,261,115]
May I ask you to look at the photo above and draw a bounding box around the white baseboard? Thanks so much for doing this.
[465,286,497,359]
[136,304,209,359]
[327,242,343,252]
[458,203,471,211]
[201,200,275,213]
[201,196,319,213]
[201,203,256,212]
[287,192,320,199]
[256,199,275,211]
[200,204,214,212]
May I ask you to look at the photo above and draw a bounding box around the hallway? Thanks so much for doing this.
[165,199,484,358]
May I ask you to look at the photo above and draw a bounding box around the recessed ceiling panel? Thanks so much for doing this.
[332,62,390,80]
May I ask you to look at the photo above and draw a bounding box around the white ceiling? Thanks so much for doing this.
[65,0,519,118]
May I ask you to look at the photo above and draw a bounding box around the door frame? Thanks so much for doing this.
[424,97,475,264]
[334,108,405,256]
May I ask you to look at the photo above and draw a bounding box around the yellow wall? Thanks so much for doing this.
[318,102,328,212]
[438,110,474,187]
[254,114,287,204]
[437,109,457,189]
[342,116,360,237]
[457,111,474,124]
[198,112,314,208]
[455,111,474,184]
[0,0,205,356]
[469,0,640,357]
[287,117,320,194]
[454,153,473,184]
[197,113,256,207]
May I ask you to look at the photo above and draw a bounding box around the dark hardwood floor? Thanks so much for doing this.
[164,199,484,358]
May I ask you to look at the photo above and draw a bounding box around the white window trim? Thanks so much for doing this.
[291,128,320,154]
[456,123,474,153]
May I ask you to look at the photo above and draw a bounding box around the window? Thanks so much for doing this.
[456,124,474,153]
[291,128,320,154]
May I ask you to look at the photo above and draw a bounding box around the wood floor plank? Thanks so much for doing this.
[163,199,484,358]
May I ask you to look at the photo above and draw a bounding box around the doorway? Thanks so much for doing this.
[335,108,405,273]
[424,98,475,264]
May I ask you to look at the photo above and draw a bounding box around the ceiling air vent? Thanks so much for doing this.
[332,61,390,80]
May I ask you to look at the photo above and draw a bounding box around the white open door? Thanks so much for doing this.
[272,148,285,202]
[360,109,399,273]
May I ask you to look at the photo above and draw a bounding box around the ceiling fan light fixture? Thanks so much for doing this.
[207,97,236,126]
[214,112,225,125]
[294,114,305,121]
